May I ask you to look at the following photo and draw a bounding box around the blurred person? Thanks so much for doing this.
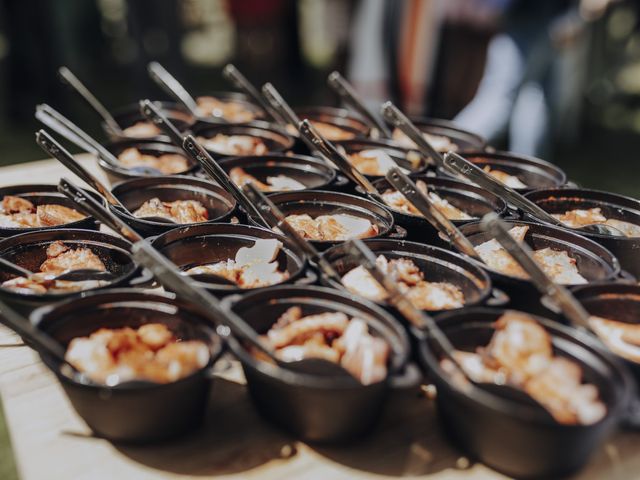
[454,0,615,158]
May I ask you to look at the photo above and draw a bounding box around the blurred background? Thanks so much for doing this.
[0,0,639,195]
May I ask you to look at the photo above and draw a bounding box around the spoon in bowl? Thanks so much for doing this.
[35,129,177,224]
[57,66,124,137]
[147,62,202,118]
[327,71,392,138]
[345,239,556,421]
[443,152,624,237]
[0,256,115,284]
[35,103,163,176]
[222,64,286,124]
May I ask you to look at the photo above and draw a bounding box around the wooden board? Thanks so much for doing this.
[0,156,639,479]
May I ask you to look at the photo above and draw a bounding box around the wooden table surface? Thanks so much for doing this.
[0,156,639,480]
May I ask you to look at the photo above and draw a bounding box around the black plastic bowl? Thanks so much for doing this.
[104,101,194,143]
[100,139,199,184]
[150,223,310,296]
[246,189,402,251]
[191,122,295,159]
[370,176,507,245]
[320,238,493,315]
[459,220,621,315]
[0,184,98,239]
[524,188,640,278]
[223,285,413,443]
[420,307,632,478]
[449,151,567,193]
[30,289,223,443]
[109,175,237,238]
[389,117,487,153]
[217,153,337,193]
[0,229,140,313]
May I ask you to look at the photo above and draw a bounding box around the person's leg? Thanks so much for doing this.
[453,33,524,142]
[508,80,551,158]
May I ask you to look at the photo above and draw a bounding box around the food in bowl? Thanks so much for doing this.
[132,198,209,224]
[392,129,457,152]
[65,323,209,384]
[186,238,289,288]
[256,306,389,385]
[196,96,257,123]
[230,167,306,192]
[381,180,472,220]
[284,213,379,241]
[196,134,267,156]
[0,196,85,228]
[117,147,190,175]
[475,226,587,284]
[122,121,162,138]
[552,207,640,238]
[342,254,464,310]
[440,311,606,425]
[482,166,528,189]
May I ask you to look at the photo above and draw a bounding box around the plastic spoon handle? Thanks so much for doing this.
[130,241,277,359]
[35,104,121,166]
[222,64,286,125]
[444,152,565,227]
[181,135,270,228]
[58,66,123,135]
[298,119,383,201]
[327,71,392,138]
[385,168,481,260]
[147,62,200,116]
[380,101,443,166]
[261,82,302,126]
[57,178,143,243]
[242,183,343,284]
[480,213,591,328]
[138,99,185,147]
[35,130,124,209]
[0,300,74,369]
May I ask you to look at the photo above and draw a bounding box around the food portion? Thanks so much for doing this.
[440,311,606,425]
[287,120,356,141]
[196,96,257,123]
[117,147,190,175]
[1,241,108,294]
[196,134,268,156]
[342,255,464,310]
[346,149,408,176]
[284,213,379,241]
[482,166,528,189]
[588,316,640,363]
[122,121,162,138]
[186,238,289,288]
[230,167,306,192]
[552,207,640,238]
[0,196,85,228]
[475,225,587,284]
[257,306,389,385]
[132,198,209,224]
[381,180,472,220]
[392,128,458,152]
[65,323,210,384]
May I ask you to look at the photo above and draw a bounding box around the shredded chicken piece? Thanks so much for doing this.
[482,166,528,189]
[229,167,306,192]
[65,323,210,384]
[392,128,458,152]
[342,255,465,310]
[475,225,587,284]
[0,196,85,228]
[552,207,640,238]
[284,213,379,241]
[440,312,606,425]
[259,308,390,385]
[196,134,268,156]
[122,121,161,138]
[185,238,289,288]
[381,180,472,220]
[196,96,257,123]
[117,147,190,175]
[589,316,640,363]
[1,241,108,294]
[132,198,208,224]
[347,149,410,176]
